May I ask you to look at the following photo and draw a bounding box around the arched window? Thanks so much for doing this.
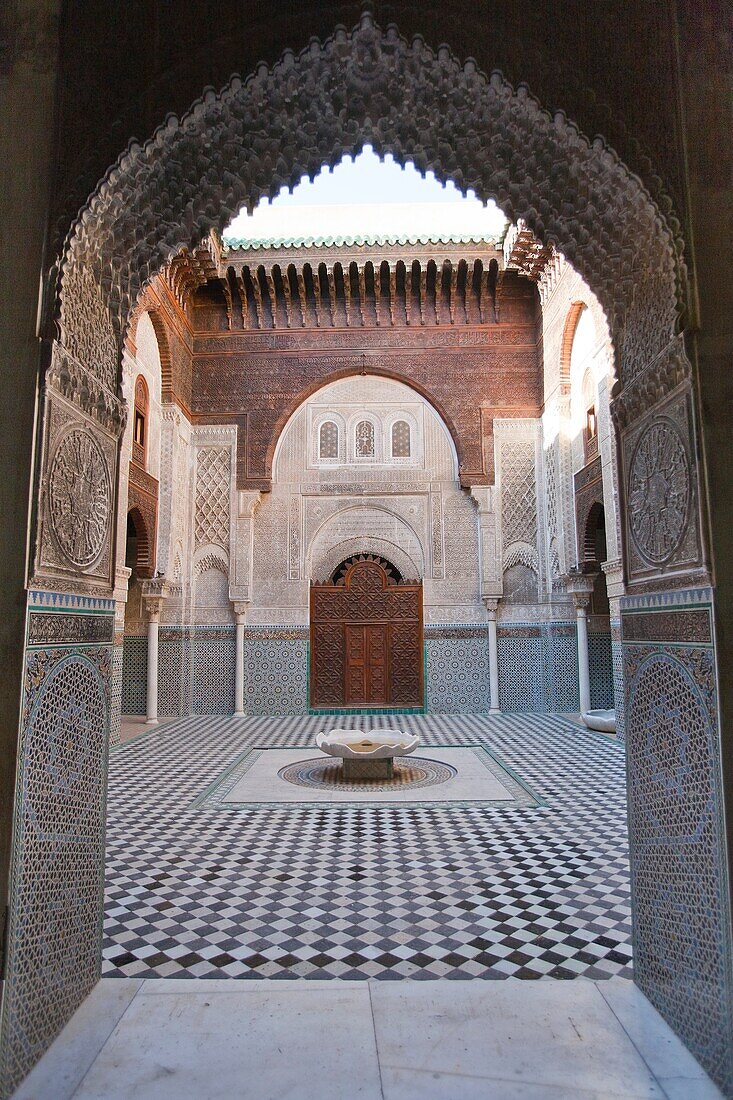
[133,376,149,467]
[391,419,411,458]
[582,369,598,460]
[355,419,375,458]
[319,420,339,460]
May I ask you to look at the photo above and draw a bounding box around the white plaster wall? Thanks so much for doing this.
[248,374,483,624]
[539,260,622,576]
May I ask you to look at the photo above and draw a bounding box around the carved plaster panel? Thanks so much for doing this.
[36,396,117,589]
[622,385,702,585]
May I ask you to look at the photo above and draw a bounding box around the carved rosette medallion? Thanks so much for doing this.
[49,429,111,568]
[628,417,690,566]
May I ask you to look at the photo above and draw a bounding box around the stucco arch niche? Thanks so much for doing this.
[309,511,426,583]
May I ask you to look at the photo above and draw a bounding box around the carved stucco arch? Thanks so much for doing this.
[269,365,461,484]
[308,505,426,582]
[311,538,423,584]
[58,14,683,397]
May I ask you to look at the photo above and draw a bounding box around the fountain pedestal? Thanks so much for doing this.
[343,756,394,781]
[316,729,419,782]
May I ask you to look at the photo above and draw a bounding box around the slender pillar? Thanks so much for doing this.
[484,598,500,714]
[575,602,591,716]
[563,572,596,718]
[233,603,248,717]
[146,606,160,724]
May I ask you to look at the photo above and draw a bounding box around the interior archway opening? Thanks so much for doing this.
[13,19,723,1100]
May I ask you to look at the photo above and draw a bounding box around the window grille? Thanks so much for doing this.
[392,419,411,458]
[319,420,339,460]
[355,420,375,458]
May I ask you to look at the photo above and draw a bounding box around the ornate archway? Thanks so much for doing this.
[5,14,728,1098]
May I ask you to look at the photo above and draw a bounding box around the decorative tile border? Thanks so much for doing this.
[27,590,115,612]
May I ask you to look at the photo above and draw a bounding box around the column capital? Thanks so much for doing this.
[113,566,132,606]
[482,596,500,619]
[562,570,596,610]
[142,579,170,620]
[601,558,625,600]
[232,601,249,624]
[237,490,262,519]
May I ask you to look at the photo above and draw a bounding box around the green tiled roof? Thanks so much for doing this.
[223,231,501,251]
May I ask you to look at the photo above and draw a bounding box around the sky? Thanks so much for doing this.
[224,146,508,244]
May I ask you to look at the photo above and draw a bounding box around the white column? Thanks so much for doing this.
[563,572,596,720]
[146,606,160,725]
[576,602,591,716]
[233,605,247,717]
[484,598,500,714]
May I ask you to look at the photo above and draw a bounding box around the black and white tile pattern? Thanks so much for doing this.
[103,714,632,980]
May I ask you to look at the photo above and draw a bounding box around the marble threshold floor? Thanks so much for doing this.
[15,976,722,1099]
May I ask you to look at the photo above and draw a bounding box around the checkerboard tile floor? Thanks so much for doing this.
[104,713,632,980]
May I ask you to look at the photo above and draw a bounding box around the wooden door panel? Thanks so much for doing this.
[366,625,388,704]
[390,623,422,705]
[345,625,366,704]
[311,622,344,707]
[311,558,423,709]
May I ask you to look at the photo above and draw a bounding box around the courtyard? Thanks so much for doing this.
[103,714,631,982]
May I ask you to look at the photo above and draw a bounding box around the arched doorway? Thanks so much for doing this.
[3,15,728,1098]
[310,556,423,709]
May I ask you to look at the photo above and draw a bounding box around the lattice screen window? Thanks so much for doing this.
[355,420,375,458]
[391,419,411,458]
[319,420,339,460]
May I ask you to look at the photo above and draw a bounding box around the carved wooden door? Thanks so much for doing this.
[310,557,423,708]
[345,624,388,705]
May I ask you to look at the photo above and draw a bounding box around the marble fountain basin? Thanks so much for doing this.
[315,729,419,780]
[583,709,616,733]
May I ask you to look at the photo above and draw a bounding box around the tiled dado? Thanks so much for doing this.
[425,627,489,713]
[496,622,612,713]
[622,588,733,1093]
[0,591,114,1097]
[245,628,308,716]
[121,621,614,718]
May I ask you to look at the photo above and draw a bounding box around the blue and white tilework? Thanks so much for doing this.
[121,635,146,714]
[622,587,732,1093]
[425,628,490,713]
[245,630,308,715]
[191,628,236,715]
[589,631,614,709]
[0,592,114,1096]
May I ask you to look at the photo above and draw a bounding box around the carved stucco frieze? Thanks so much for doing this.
[611,334,691,434]
[58,263,118,393]
[58,16,683,390]
[46,343,126,436]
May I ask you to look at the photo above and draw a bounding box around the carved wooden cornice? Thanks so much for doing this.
[503,220,554,281]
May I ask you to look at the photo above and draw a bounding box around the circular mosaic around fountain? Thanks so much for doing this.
[278,756,457,792]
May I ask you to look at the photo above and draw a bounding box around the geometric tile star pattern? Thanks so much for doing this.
[103,713,632,981]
